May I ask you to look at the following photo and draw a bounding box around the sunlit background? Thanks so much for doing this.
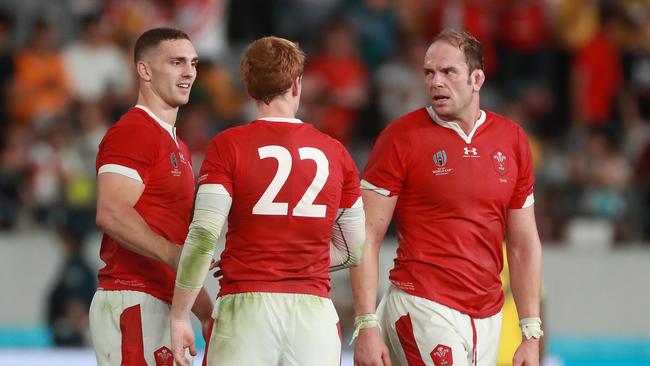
[0,0,649,365]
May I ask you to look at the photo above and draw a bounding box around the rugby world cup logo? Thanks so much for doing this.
[170,152,178,169]
[433,150,447,167]
[170,152,182,176]
[432,149,453,176]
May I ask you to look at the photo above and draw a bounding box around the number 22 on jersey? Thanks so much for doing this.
[252,145,329,218]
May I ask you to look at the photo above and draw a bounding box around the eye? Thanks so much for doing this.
[424,70,433,76]
[172,60,181,66]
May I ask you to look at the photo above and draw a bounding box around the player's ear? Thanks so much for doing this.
[291,75,301,97]
[137,60,152,82]
[470,69,485,92]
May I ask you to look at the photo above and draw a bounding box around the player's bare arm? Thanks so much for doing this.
[170,184,232,366]
[96,172,182,268]
[506,205,543,366]
[350,189,397,366]
[329,197,366,272]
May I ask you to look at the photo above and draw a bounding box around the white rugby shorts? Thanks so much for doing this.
[89,290,192,366]
[204,292,341,366]
[377,285,502,366]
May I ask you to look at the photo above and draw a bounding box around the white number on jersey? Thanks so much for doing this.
[252,145,329,218]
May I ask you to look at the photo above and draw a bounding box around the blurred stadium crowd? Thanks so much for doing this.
[0,0,649,354]
[1,0,650,247]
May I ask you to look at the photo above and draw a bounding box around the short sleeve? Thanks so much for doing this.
[96,121,159,184]
[508,127,535,209]
[339,147,361,209]
[198,132,236,196]
[362,125,409,196]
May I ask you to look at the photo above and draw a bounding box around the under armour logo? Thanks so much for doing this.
[463,147,478,155]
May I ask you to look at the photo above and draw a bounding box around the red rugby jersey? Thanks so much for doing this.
[95,106,195,303]
[363,107,535,317]
[199,118,361,298]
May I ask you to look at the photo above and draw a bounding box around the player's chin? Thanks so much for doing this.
[175,95,191,106]
[431,104,452,115]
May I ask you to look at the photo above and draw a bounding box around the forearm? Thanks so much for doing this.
[172,224,219,322]
[507,234,542,319]
[174,184,231,321]
[170,286,199,321]
[191,287,213,322]
[350,190,396,315]
[350,238,380,315]
[102,205,180,268]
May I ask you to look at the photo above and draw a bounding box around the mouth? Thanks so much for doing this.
[433,94,450,103]
[177,82,191,90]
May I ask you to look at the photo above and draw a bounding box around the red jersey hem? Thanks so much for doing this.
[218,282,330,298]
[390,280,504,319]
[98,280,172,304]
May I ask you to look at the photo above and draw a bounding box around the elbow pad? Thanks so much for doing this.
[176,185,232,290]
[329,199,365,272]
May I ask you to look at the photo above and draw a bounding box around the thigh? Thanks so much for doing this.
[475,312,502,366]
[90,291,123,366]
[89,290,192,366]
[286,295,341,366]
[206,293,283,366]
[378,287,472,366]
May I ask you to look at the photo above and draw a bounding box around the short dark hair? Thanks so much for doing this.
[133,27,190,64]
[431,30,484,73]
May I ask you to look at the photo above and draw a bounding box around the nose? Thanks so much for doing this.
[430,73,444,88]
[182,63,196,79]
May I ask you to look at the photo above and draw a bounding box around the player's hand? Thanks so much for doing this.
[170,317,196,366]
[512,338,540,366]
[210,259,223,278]
[354,327,392,366]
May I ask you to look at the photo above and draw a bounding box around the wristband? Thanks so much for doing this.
[349,313,380,345]
[519,317,544,339]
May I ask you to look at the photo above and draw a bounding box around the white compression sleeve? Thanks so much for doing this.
[175,184,232,290]
[329,197,365,272]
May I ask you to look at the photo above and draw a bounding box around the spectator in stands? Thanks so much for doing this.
[47,226,96,347]
[11,19,71,127]
[374,33,429,126]
[63,14,133,104]
[570,6,623,127]
[570,127,633,237]
[302,20,368,146]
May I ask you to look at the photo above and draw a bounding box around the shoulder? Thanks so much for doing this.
[100,108,161,148]
[111,108,160,135]
[303,122,343,144]
[484,110,528,137]
[300,123,354,159]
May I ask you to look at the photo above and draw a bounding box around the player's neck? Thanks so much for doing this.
[438,101,481,135]
[255,99,297,120]
[136,92,179,127]
[456,108,482,135]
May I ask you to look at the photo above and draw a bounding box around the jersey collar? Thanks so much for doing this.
[426,106,486,144]
[135,104,178,144]
[258,117,303,124]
